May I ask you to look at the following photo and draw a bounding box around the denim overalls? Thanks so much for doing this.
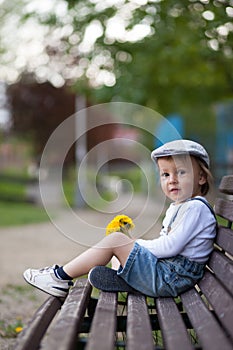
[117,198,216,297]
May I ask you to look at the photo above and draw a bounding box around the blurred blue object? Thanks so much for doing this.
[215,101,233,179]
[154,114,184,148]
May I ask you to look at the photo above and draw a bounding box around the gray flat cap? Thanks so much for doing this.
[151,139,210,167]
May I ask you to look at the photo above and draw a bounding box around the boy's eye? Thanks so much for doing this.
[161,172,169,178]
[177,169,186,176]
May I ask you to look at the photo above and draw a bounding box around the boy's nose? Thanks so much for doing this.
[169,174,178,183]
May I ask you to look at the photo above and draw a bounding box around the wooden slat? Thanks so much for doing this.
[199,271,233,340]
[215,198,233,222]
[181,289,233,350]
[127,293,154,350]
[208,251,233,296]
[219,175,233,195]
[42,279,92,350]
[156,297,193,350]
[215,226,233,256]
[86,291,117,350]
[14,296,62,350]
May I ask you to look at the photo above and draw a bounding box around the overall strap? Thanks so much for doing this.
[166,205,183,232]
[190,197,216,220]
[166,198,216,234]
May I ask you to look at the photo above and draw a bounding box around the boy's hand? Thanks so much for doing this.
[106,215,135,237]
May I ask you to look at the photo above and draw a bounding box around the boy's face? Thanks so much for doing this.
[157,156,207,203]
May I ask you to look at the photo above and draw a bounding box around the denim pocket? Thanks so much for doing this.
[156,257,204,297]
[170,273,194,295]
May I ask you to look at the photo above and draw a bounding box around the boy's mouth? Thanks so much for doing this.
[170,188,180,193]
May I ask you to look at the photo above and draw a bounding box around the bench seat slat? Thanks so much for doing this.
[156,297,193,350]
[199,271,233,340]
[215,226,233,256]
[208,251,233,296]
[127,294,154,350]
[86,292,117,350]
[181,288,233,350]
[14,297,62,350]
[215,198,233,222]
[219,175,233,195]
[42,279,92,350]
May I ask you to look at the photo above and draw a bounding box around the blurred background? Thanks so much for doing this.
[0,0,232,225]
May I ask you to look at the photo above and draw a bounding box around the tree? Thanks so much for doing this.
[86,1,232,113]
[1,0,232,143]
[21,2,232,110]
[65,0,233,144]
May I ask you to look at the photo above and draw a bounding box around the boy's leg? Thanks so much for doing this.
[88,266,136,292]
[23,232,134,297]
[63,232,135,278]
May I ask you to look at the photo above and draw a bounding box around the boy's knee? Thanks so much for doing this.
[108,231,132,245]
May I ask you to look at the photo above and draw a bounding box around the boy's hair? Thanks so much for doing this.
[196,158,213,196]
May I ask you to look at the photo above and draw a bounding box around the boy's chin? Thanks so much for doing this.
[172,195,192,203]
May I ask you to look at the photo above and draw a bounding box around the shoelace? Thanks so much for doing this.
[38,265,73,286]
[39,265,59,273]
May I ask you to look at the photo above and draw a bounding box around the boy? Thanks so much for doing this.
[24,140,216,297]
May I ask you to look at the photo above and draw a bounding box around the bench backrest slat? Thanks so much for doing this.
[215,226,233,255]
[181,289,233,350]
[86,291,117,350]
[215,198,233,222]
[208,251,233,297]
[199,271,233,339]
[219,175,233,195]
[156,297,193,350]
[127,294,154,350]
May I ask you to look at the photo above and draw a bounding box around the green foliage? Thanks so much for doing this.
[91,2,232,109]
[0,181,25,199]
[1,0,232,146]
[59,0,233,103]
[62,166,116,208]
[0,284,38,339]
[0,171,33,202]
[2,0,231,103]
[109,166,143,193]
[0,319,24,338]
[59,0,232,144]
[2,284,33,296]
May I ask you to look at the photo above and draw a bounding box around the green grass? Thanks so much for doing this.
[0,201,49,227]
[0,284,39,338]
[0,319,24,338]
[0,173,29,202]
[0,182,25,198]
[0,169,50,227]
[216,215,231,227]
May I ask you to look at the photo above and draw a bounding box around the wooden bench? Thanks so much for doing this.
[14,175,233,350]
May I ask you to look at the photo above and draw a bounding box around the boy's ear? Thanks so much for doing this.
[199,172,207,185]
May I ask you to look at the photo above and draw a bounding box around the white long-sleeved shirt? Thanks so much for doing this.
[136,196,216,263]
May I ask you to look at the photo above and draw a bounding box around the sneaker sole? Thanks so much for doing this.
[88,266,136,293]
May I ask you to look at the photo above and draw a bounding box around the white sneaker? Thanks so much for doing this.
[23,265,73,297]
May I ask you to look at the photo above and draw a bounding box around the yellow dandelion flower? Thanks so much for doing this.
[15,326,23,333]
[106,215,135,236]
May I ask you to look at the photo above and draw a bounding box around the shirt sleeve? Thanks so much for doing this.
[136,200,216,259]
